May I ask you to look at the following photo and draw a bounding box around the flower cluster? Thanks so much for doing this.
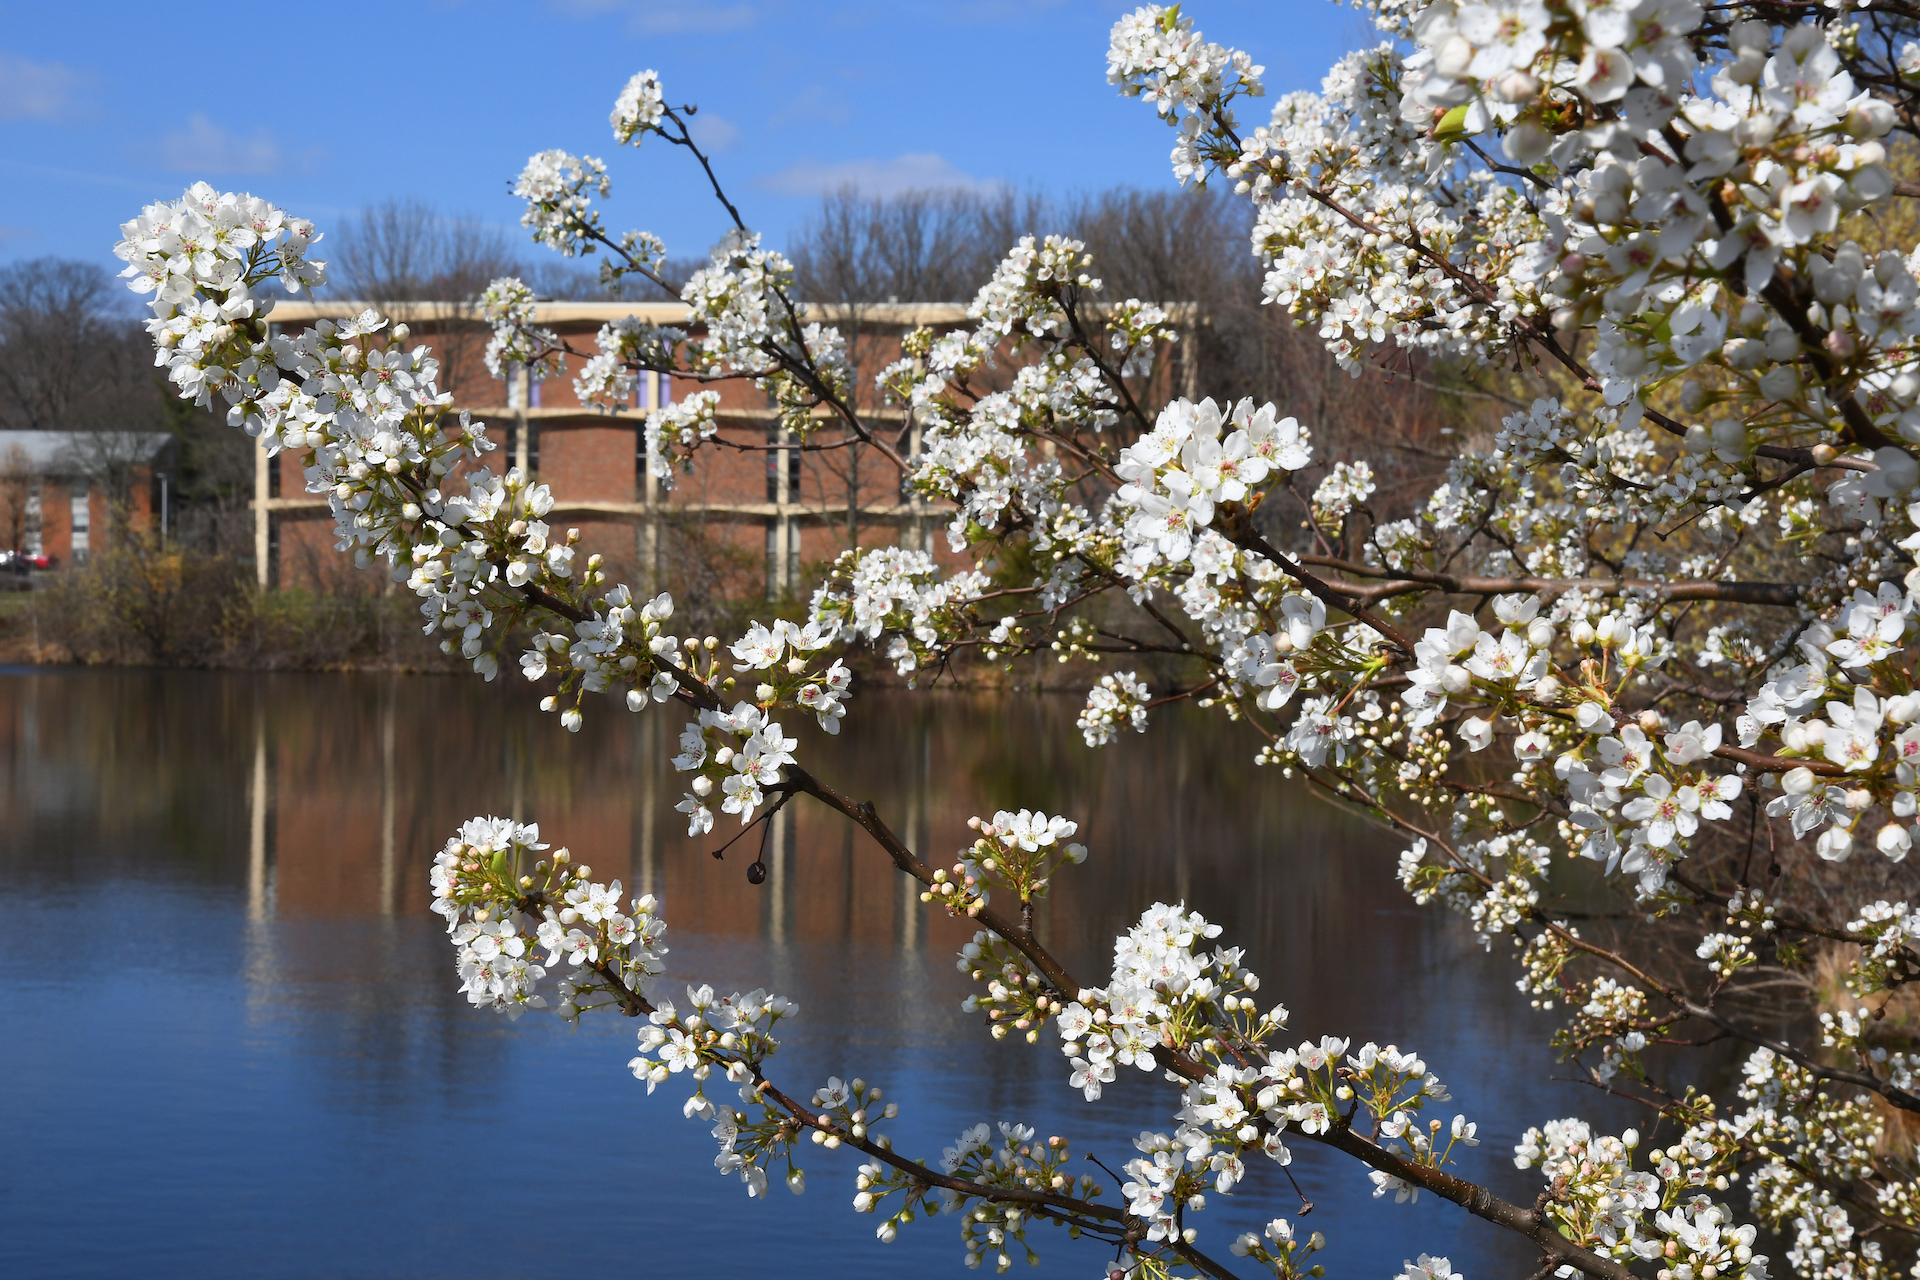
[1115,396,1309,571]
[726,617,852,733]
[513,150,610,258]
[1231,1217,1326,1280]
[576,315,681,412]
[940,809,1086,930]
[1078,670,1150,746]
[671,701,800,835]
[611,69,665,144]
[809,547,993,682]
[1107,5,1265,186]
[429,815,666,1020]
[479,276,561,380]
[1512,1117,1767,1277]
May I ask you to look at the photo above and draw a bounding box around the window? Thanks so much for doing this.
[71,490,90,559]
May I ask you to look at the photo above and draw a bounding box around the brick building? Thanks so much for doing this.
[258,301,976,596]
[0,429,172,566]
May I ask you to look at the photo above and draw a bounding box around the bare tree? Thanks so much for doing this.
[784,185,1461,557]
[326,198,526,304]
[789,187,1047,308]
[0,258,161,436]
[0,444,30,552]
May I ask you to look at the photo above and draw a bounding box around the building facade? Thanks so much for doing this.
[0,429,172,566]
[258,301,980,597]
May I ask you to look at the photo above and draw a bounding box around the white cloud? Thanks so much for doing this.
[0,52,82,121]
[549,1,756,32]
[758,152,999,199]
[687,112,739,152]
[782,83,852,129]
[160,114,280,175]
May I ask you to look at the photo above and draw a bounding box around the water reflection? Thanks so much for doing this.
[0,670,1614,1277]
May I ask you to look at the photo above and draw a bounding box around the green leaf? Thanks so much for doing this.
[1433,104,1473,142]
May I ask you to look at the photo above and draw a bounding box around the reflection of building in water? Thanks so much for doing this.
[3,671,1512,1094]
[218,681,1398,995]
[243,685,983,956]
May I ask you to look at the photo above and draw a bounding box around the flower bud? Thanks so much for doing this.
[1758,365,1801,401]
[1493,70,1540,103]
[1781,767,1816,795]
[1575,701,1612,732]
[1711,417,1751,461]
[1847,97,1897,139]
[1570,619,1597,646]
[1434,33,1472,78]
[1503,121,1552,164]
[1817,826,1856,862]
[1877,823,1912,859]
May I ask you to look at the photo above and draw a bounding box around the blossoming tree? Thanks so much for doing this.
[110,1,1920,1275]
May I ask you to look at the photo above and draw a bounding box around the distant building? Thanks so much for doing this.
[260,301,1194,596]
[0,430,173,565]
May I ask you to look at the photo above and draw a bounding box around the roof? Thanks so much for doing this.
[0,431,174,475]
[265,300,976,326]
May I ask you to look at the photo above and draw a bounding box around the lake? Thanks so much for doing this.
[0,669,1600,1277]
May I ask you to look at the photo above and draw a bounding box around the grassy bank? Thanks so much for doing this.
[0,545,460,671]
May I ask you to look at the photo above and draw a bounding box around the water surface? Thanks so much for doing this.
[1,670,1596,1277]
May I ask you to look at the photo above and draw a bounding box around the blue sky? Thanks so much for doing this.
[0,1,1373,285]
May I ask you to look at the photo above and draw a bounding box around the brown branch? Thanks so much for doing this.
[1296,556,1803,608]
[1215,511,1419,657]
